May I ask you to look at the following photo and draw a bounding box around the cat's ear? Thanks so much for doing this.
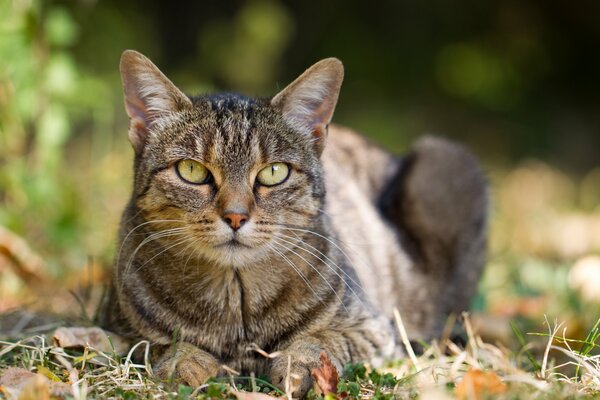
[271,58,344,153]
[120,50,192,152]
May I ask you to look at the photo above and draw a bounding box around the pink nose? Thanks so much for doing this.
[222,212,249,231]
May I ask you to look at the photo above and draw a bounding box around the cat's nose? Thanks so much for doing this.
[222,212,249,231]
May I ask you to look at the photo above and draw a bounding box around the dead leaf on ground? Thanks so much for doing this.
[311,351,339,396]
[455,369,507,400]
[52,326,129,355]
[234,391,280,400]
[0,226,46,287]
[0,367,72,399]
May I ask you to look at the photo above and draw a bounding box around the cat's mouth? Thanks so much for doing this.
[214,238,251,249]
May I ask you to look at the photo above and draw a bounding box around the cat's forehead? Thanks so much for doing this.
[154,93,309,169]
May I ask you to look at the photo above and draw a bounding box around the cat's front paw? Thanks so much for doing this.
[270,350,341,399]
[270,356,314,399]
[153,343,219,388]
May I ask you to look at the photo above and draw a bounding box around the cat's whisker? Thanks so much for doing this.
[271,237,348,313]
[276,232,366,292]
[267,243,324,307]
[273,233,366,308]
[117,220,187,274]
[278,226,375,283]
[132,236,195,274]
[121,227,188,280]
[181,238,201,274]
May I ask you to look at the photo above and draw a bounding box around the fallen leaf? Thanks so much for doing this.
[52,326,129,355]
[0,368,37,389]
[455,369,507,400]
[15,374,51,400]
[0,226,46,287]
[311,351,339,396]
[0,367,72,398]
[234,391,280,400]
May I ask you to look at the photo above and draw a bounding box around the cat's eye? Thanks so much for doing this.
[176,159,211,184]
[257,163,290,186]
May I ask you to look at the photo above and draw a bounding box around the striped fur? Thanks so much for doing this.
[100,51,487,397]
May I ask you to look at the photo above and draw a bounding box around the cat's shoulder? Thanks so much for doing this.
[322,124,400,197]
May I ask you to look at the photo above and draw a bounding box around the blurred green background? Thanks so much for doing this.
[1,0,599,338]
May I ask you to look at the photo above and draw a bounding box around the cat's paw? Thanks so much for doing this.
[270,350,340,399]
[270,357,314,399]
[153,343,219,387]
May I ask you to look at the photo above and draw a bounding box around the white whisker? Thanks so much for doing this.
[116,219,186,275]
[119,227,188,290]
[272,237,348,312]
[267,243,324,306]
[279,226,375,285]
[132,236,194,274]
[274,234,366,309]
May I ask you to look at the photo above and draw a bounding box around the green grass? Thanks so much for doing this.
[1,314,599,399]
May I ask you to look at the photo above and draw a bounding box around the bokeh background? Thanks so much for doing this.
[1,0,599,343]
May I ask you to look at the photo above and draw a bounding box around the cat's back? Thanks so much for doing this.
[322,124,400,201]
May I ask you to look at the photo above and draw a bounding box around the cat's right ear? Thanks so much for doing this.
[120,50,192,152]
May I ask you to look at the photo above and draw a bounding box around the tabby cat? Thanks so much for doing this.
[100,50,487,397]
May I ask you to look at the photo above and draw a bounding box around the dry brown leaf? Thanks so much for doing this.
[455,369,507,400]
[15,374,51,400]
[311,351,339,396]
[234,391,280,400]
[0,226,46,287]
[0,367,72,399]
[0,368,37,390]
[52,326,129,355]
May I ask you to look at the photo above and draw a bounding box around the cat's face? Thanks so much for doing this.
[134,96,324,266]
[120,51,343,267]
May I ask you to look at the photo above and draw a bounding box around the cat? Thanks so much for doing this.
[100,50,487,398]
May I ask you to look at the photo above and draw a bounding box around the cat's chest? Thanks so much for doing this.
[164,269,288,350]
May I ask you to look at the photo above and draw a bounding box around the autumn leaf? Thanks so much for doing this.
[311,351,339,396]
[455,369,507,400]
[0,367,72,399]
[234,391,280,400]
[52,326,129,355]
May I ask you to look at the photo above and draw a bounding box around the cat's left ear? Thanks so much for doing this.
[271,58,344,154]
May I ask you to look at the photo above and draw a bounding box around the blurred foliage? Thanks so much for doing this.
[0,0,599,338]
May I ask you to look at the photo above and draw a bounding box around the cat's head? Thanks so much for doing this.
[119,50,343,267]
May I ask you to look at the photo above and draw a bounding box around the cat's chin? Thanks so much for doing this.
[201,242,272,269]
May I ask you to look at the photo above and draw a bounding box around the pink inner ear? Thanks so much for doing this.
[125,96,151,128]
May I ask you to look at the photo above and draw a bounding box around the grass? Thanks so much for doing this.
[1,313,599,399]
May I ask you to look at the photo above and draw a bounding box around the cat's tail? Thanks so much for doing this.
[381,135,488,337]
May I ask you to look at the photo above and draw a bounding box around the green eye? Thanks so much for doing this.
[176,159,210,184]
[257,163,290,186]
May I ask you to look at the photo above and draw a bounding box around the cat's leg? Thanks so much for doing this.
[379,136,488,341]
[153,342,220,387]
